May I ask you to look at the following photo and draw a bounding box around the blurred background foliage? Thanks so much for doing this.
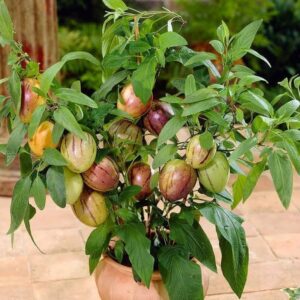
[57,0,300,95]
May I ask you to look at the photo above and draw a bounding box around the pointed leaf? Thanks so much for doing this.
[268,151,293,209]
[46,166,66,208]
[31,175,46,210]
[170,216,216,272]
[53,106,85,140]
[157,116,186,147]
[117,223,154,287]
[158,245,203,300]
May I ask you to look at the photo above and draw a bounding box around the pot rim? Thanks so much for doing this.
[101,255,162,281]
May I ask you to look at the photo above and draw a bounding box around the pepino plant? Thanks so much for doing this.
[0,0,299,299]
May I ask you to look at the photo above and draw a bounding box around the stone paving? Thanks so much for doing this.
[0,173,299,299]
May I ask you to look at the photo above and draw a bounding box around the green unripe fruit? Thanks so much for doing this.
[186,135,216,169]
[60,132,97,173]
[108,119,142,153]
[198,152,230,193]
[72,189,108,227]
[159,159,197,201]
[64,167,83,205]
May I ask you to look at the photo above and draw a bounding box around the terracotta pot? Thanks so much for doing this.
[95,256,209,300]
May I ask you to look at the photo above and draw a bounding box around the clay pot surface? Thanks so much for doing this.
[95,255,209,300]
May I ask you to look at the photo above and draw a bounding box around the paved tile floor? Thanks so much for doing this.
[0,172,299,299]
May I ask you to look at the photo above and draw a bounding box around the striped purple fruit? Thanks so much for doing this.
[143,102,171,135]
[159,159,197,201]
[198,152,230,193]
[72,188,108,227]
[108,119,142,152]
[60,132,97,173]
[186,135,216,169]
[82,157,119,192]
[128,162,152,200]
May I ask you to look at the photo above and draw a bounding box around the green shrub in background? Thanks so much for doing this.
[58,24,102,93]
[175,0,274,44]
[247,0,300,87]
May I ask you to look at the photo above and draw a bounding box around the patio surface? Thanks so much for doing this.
[0,172,299,299]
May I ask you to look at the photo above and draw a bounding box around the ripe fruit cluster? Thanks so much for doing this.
[22,79,230,227]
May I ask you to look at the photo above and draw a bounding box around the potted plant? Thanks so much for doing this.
[0,0,299,299]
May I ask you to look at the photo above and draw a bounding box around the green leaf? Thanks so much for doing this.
[28,105,46,138]
[8,71,21,113]
[246,49,271,68]
[281,139,300,175]
[150,172,159,190]
[152,144,177,169]
[86,222,112,256]
[276,99,300,119]
[43,148,67,166]
[119,186,142,203]
[184,74,197,96]
[24,61,40,78]
[199,203,248,297]
[230,136,257,161]
[217,21,229,44]
[170,216,216,272]
[132,56,157,104]
[0,0,13,43]
[232,175,247,209]
[8,176,32,234]
[19,147,32,177]
[199,131,214,150]
[158,245,203,300]
[114,240,124,263]
[203,60,221,78]
[182,99,220,116]
[238,74,268,86]
[157,116,186,147]
[115,208,138,222]
[156,48,165,67]
[55,88,97,108]
[160,95,182,104]
[209,40,224,54]
[30,175,46,210]
[243,159,267,201]
[268,151,293,209]
[218,231,249,298]
[129,40,151,54]
[184,52,216,67]
[117,223,154,287]
[61,51,100,66]
[92,70,129,101]
[6,123,27,165]
[238,91,274,116]
[230,20,263,60]
[103,0,128,11]
[0,143,6,155]
[86,221,112,273]
[24,204,43,253]
[46,166,66,208]
[53,106,85,140]
[203,110,229,128]
[40,52,100,94]
[184,88,218,104]
[159,32,187,50]
[40,61,64,94]
[52,123,65,145]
